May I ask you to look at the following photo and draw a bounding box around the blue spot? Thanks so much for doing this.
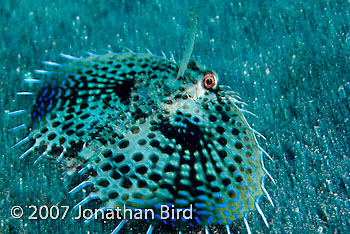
[207,216,213,225]
[224,211,230,217]
[216,213,221,218]
[178,191,188,196]
[231,212,239,219]
[162,220,167,224]
[213,189,221,197]
[218,219,223,225]
[194,203,206,208]
[181,217,188,222]
[146,200,153,205]
[194,216,201,224]
[216,203,228,208]
[46,100,53,111]
[130,200,144,206]
[49,90,55,98]
[176,199,188,205]
[155,214,161,220]
[43,88,48,96]
[57,89,62,98]
[197,210,210,215]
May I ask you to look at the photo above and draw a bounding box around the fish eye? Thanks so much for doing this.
[203,73,217,89]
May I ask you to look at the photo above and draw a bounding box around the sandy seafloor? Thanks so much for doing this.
[1,0,350,233]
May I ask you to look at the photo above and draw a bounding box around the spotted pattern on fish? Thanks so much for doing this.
[16,51,273,232]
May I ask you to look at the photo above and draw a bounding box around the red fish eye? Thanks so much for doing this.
[203,73,217,89]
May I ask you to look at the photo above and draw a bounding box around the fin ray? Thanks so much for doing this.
[226,225,231,234]
[146,224,153,234]
[12,135,30,148]
[17,92,34,95]
[42,61,61,67]
[255,201,269,228]
[6,109,26,117]
[73,194,100,210]
[60,53,81,60]
[24,78,41,83]
[261,179,275,207]
[243,217,252,234]
[34,70,50,75]
[19,146,34,159]
[8,124,26,132]
[111,220,126,234]
[69,181,93,195]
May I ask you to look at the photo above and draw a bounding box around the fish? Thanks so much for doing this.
[8,10,274,234]
[8,48,275,234]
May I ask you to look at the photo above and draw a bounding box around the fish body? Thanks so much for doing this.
[16,51,271,231]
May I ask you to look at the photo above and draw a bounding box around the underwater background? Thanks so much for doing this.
[0,0,349,233]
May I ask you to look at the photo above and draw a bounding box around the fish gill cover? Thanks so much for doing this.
[1,1,350,234]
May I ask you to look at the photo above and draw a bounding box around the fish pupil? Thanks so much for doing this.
[206,78,213,85]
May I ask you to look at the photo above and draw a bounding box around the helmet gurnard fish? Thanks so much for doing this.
[10,49,274,234]
[9,10,274,234]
